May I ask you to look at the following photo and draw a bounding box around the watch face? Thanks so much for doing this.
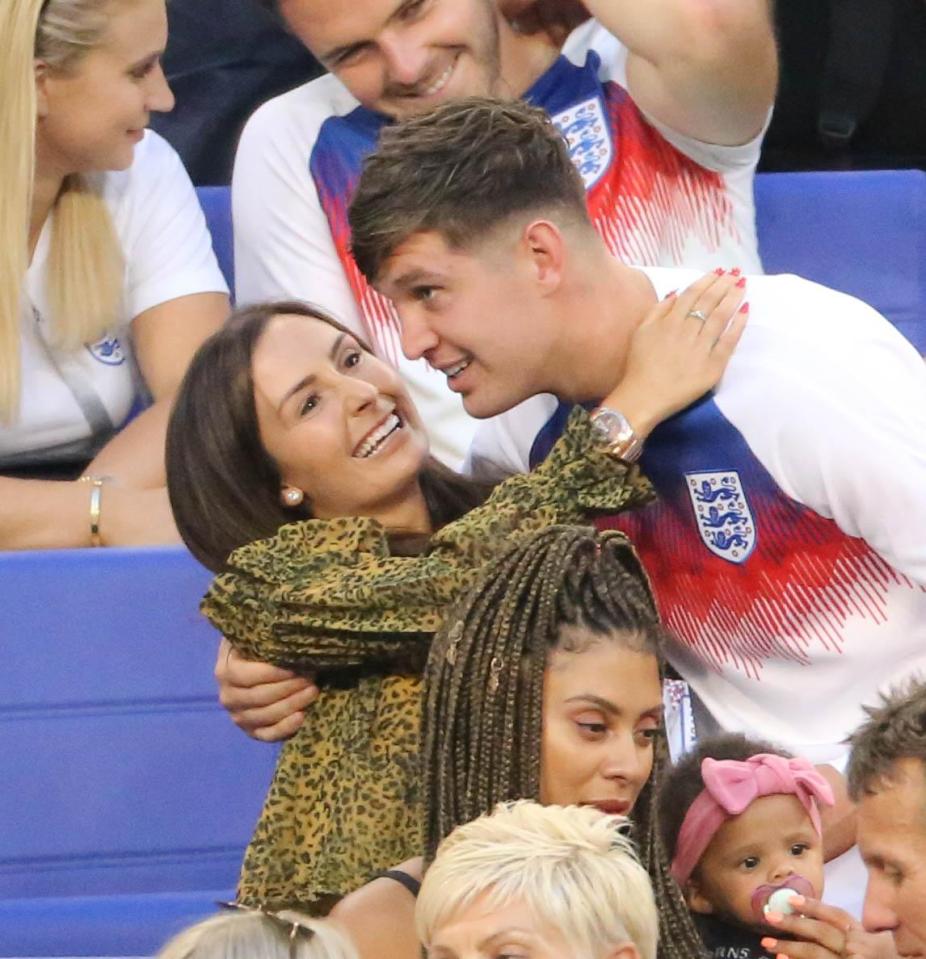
[592,408,630,442]
[590,407,642,461]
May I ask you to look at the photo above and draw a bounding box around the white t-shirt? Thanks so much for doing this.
[0,131,228,469]
[469,267,926,775]
[232,22,765,468]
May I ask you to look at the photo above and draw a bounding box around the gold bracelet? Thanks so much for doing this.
[78,475,108,547]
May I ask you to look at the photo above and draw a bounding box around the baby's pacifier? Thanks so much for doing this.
[763,887,801,916]
[750,873,816,923]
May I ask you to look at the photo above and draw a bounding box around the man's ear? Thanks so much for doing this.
[604,941,641,959]
[34,60,50,118]
[684,876,715,916]
[519,219,566,294]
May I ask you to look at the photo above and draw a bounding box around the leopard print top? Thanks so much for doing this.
[201,407,653,911]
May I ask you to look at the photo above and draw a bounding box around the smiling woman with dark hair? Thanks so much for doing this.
[165,280,743,911]
[166,300,486,574]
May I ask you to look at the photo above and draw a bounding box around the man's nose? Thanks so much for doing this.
[399,308,439,361]
[379,30,430,88]
[862,880,899,934]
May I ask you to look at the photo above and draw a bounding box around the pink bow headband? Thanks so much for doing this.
[669,753,835,886]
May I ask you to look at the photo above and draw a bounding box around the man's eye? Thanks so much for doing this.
[398,0,428,20]
[328,42,371,68]
[413,286,436,301]
[885,865,904,886]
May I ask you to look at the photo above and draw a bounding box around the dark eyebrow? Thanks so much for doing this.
[387,268,442,293]
[564,694,620,715]
[276,333,346,413]
[319,39,368,65]
[563,694,663,719]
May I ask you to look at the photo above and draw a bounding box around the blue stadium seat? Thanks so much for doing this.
[0,891,229,958]
[196,186,235,294]
[756,169,926,352]
[0,547,276,956]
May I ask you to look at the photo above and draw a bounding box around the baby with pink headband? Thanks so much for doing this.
[658,734,834,959]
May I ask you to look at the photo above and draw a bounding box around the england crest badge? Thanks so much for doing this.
[86,334,125,366]
[685,470,757,564]
[550,96,612,190]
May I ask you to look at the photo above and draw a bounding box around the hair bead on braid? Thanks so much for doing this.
[422,525,705,959]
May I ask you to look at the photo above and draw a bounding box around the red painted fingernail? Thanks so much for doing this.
[713,267,725,275]
[731,267,742,276]
[735,276,747,288]
[739,302,750,314]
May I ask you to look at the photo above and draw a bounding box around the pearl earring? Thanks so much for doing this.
[282,487,304,507]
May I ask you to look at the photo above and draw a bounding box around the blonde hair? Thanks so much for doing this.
[156,910,359,959]
[0,0,124,420]
[417,802,659,959]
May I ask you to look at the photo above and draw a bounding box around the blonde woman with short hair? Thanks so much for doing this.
[417,801,659,959]
[0,0,228,548]
[156,908,358,959]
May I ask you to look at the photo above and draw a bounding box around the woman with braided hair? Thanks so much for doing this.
[332,525,705,959]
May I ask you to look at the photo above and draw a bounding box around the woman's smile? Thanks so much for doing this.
[352,410,405,458]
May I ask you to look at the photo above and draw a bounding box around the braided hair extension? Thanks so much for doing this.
[422,525,706,959]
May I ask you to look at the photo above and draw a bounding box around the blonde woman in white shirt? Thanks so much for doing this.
[0,0,229,548]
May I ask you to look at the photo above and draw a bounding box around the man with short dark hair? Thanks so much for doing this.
[847,681,926,952]
[349,95,926,913]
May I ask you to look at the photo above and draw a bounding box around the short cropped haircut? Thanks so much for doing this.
[847,678,926,801]
[156,909,358,959]
[417,801,658,959]
[348,96,590,283]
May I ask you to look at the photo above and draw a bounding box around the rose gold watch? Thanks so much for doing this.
[589,406,643,462]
